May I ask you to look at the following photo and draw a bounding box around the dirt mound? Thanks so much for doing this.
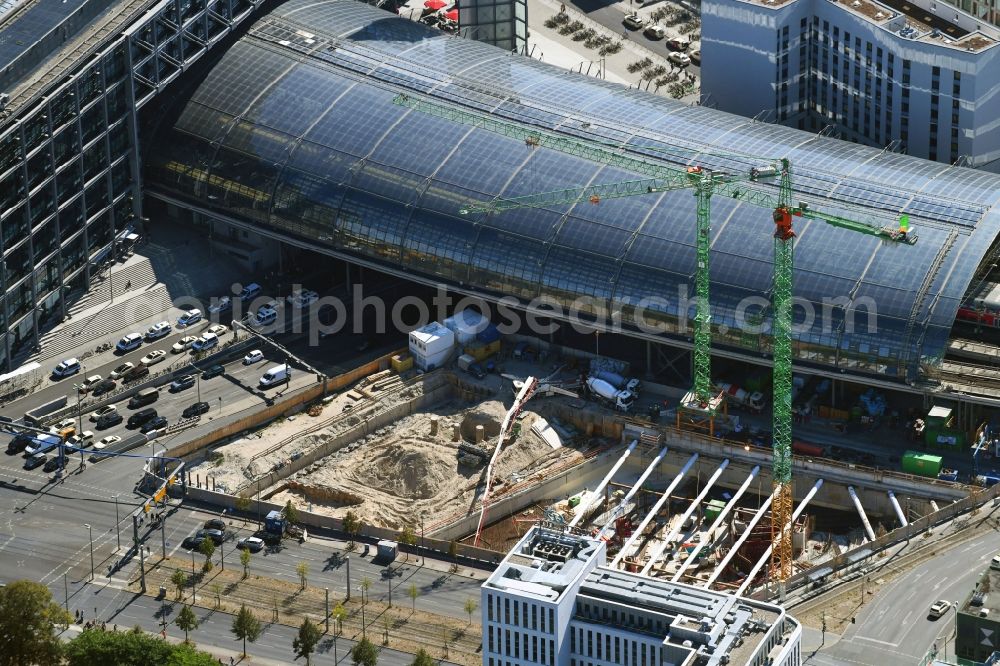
[353,441,454,499]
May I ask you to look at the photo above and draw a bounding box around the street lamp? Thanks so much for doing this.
[114,495,121,550]
[84,524,94,581]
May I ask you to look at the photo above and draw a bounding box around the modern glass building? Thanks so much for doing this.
[145,0,1000,386]
[0,0,268,368]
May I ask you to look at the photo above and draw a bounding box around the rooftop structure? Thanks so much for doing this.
[482,523,800,666]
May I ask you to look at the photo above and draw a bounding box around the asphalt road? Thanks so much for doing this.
[801,528,1000,665]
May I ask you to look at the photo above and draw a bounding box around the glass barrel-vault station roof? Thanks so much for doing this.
[144,0,1000,381]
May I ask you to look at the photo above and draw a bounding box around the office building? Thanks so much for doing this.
[481,523,801,666]
[701,0,1000,166]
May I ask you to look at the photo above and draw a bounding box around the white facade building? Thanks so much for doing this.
[701,0,1000,167]
[482,524,801,666]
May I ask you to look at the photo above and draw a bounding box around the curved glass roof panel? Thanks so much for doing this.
[144,0,1000,381]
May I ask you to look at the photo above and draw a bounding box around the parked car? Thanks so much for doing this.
[202,365,225,380]
[204,518,227,531]
[171,336,198,353]
[468,362,486,380]
[24,453,47,470]
[170,375,197,392]
[89,405,118,422]
[197,528,225,545]
[43,456,64,473]
[667,37,690,51]
[667,51,691,66]
[95,412,124,430]
[122,365,149,383]
[91,379,117,396]
[7,433,33,454]
[115,333,143,353]
[643,24,666,39]
[689,48,701,65]
[178,309,202,327]
[145,321,172,340]
[208,296,232,314]
[181,536,205,550]
[66,431,95,451]
[192,333,219,352]
[623,12,644,29]
[243,350,264,365]
[182,401,210,418]
[109,362,134,380]
[141,350,167,366]
[79,375,104,393]
[93,435,122,450]
[140,416,168,434]
[236,536,264,553]
[290,290,319,308]
[207,324,228,337]
[55,418,76,430]
[52,358,81,378]
[238,283,262,301]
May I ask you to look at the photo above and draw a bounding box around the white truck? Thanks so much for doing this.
[594,370,641,395]
[586,377,635,413]
[715,381,766,413]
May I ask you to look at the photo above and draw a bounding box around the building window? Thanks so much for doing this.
[488,595,493,622]
[549,609,554,632]
[532,605,537,630]
[505,599,510,624]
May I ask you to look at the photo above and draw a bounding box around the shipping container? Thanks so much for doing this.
[464,338,500,362]
[477,324,500,344]
[792,440,825,457]
[704,499,726,522]
[409,322,455,370]
[443,309,488,345]
[900,450,942,477]
[391,353,413,373]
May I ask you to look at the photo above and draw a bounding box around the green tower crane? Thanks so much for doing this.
[393,92,915,583]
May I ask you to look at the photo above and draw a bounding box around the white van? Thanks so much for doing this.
[259,364,288,388]
[252,308,278,327]
[239,283,262,301]
[991,555,1000,571]
[116,332,143,352]
[191,332,219,352]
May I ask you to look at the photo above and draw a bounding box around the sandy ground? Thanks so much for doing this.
[271,398,585,529]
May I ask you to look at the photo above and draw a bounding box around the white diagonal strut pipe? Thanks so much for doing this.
[704,490,775,587]
[733,479,824,597]
[888,491,908,527]
[610,453,698,568]
[639,459,730,576]
[672,465,760,582]
[849,486,877,542]
[568,440,638,528]
[930,500,940,512]
[596,446,669,537]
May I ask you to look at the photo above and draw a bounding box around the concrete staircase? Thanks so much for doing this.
[30,285,175,361]
[66,257,158,318]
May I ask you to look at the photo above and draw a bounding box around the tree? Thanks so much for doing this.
[198,538,215,572]
[410,648,436,666]
[464,597,478,625]
[398,525,416,561]
[351,636,379,666]
[175,604,198,644]
[210,583,222,609]
[171,569,188,600]
[65,628,217,665]
[231,604,262,657]
[360,577,373,638]
[331,603,348,665]
[0,580,71,666]
[234,496,252,525]
[296,560,309,590]
[343,510,361,547]
[284,500,299,525]
[293,618,321,666]
[406,583,419,615]
[240,547,252,579]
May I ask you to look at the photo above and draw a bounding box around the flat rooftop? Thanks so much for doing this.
[487,524,794,666]
[961,567,1000,617]
[744,0,996,51]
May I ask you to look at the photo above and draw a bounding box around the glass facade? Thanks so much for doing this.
[145,0,1000,382]
[0,0,265,368]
